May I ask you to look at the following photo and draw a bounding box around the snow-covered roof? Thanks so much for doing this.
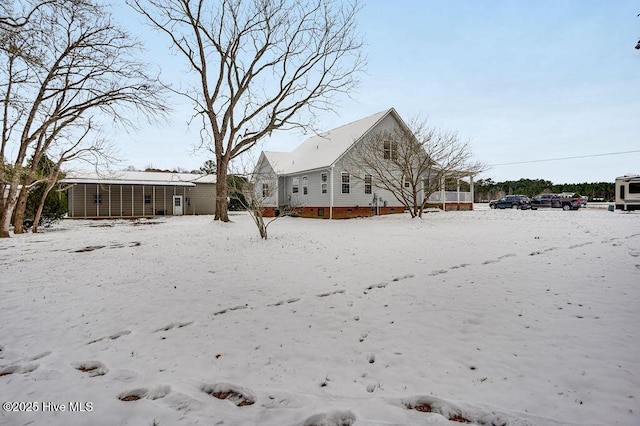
[263,108,396,175]
[61,171,216,187]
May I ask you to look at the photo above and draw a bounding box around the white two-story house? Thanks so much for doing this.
[253,108,474,219]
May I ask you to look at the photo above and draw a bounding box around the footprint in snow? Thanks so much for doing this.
[269,298,301,307]
[0,363,39,377]
[316,290,345,297]
[73,245,106,253]
[74,360,108,377]
[212,304,249,316]
[202,382,255,407]
[87,330,131,344]
[302,409,357,426]
[118,385,170,402]
[153,321,194,333]
[403,395,510,425]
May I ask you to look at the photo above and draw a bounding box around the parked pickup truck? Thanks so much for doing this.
[530,194,582,210]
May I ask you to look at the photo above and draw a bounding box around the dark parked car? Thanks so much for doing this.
[489,195,531,209]
[530,194,581,210]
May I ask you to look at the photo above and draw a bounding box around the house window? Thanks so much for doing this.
[630,183,640,193]
[364,174,372,194]
[93,193,102,204]
[262,183,270,197]
[144,194,151,204]
[341,172,350,194]
[302,176,308,195]
[292,177,299,194]
[321,172,327,194]
[318,208,325,217]
[383,140,398,160]
[404,181,410,189]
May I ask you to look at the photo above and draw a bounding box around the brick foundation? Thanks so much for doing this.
[260,203,472,219]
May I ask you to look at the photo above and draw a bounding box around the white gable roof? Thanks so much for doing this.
[61,171,216,186]
[263,108,397,175]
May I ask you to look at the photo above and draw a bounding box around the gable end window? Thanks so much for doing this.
[262,183,270,197]
[383,140,398,160]
[341,172,350,194]
[292,177,299,194]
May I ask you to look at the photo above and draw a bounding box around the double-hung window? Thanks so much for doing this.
[383,140,398,160]
[341,172,350,194]
[321,173,327,194]
[364,174,372,194]
[302,176,308,195]
[292,177,299,194]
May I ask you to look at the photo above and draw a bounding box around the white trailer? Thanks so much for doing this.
[615,175,640,211]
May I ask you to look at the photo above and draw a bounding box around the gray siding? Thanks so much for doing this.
[254,156,278,206]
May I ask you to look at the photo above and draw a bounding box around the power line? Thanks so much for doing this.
[488,150,640,167]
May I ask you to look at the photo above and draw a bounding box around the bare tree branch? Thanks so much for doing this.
[346,117,486,218]
[1,0,168,237]
[129,0,364,221]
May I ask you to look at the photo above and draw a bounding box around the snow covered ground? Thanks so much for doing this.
[1,206,639,426]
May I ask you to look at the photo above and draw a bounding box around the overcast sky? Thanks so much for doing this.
[109,0,640,184]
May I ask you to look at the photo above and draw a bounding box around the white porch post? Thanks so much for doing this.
[120,185,123,217]
[329,166,334,219]
[96,184,99,216]
[142,186,145,216]
[457,179,460,208]
[131,185,134,217]
[470,175,475,208]
[108,186,111,217]
[441,176,445,211]
[163,187,166,215]
[153,186,156,216]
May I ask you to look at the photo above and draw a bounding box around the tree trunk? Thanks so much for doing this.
[32,180,56,233]
[214,158,229,222]
[12,185,30,234]
[0,176,20,238]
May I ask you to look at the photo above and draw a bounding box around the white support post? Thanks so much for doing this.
[108,185,111,217]
[96,184,99,217]
[470,175,474,208]
[163,187,166,215]
[457,179,460,208]
[153,186,156,216]
[329,167,334,219]
[142,186,145,216]
[131,185,134,217]
[441,176,445,211]
[120,185,123,217]
[84,184,87,218]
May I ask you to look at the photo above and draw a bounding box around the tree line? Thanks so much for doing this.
[474,178,615,202]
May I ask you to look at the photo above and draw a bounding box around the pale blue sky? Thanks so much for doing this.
[111,1,640,184]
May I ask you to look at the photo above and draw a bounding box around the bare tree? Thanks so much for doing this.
[346,118,485,218]
[0,0,167,238]
[129,0,364,222]
[228,170,298,239]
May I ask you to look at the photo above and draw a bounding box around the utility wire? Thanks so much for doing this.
[488,150,640,167]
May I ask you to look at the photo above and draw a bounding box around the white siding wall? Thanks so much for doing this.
[254,157,278,206]
[331,113,405,208]
[281,170,330,207]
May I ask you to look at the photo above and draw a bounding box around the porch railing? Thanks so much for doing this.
[427,191,472,203]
